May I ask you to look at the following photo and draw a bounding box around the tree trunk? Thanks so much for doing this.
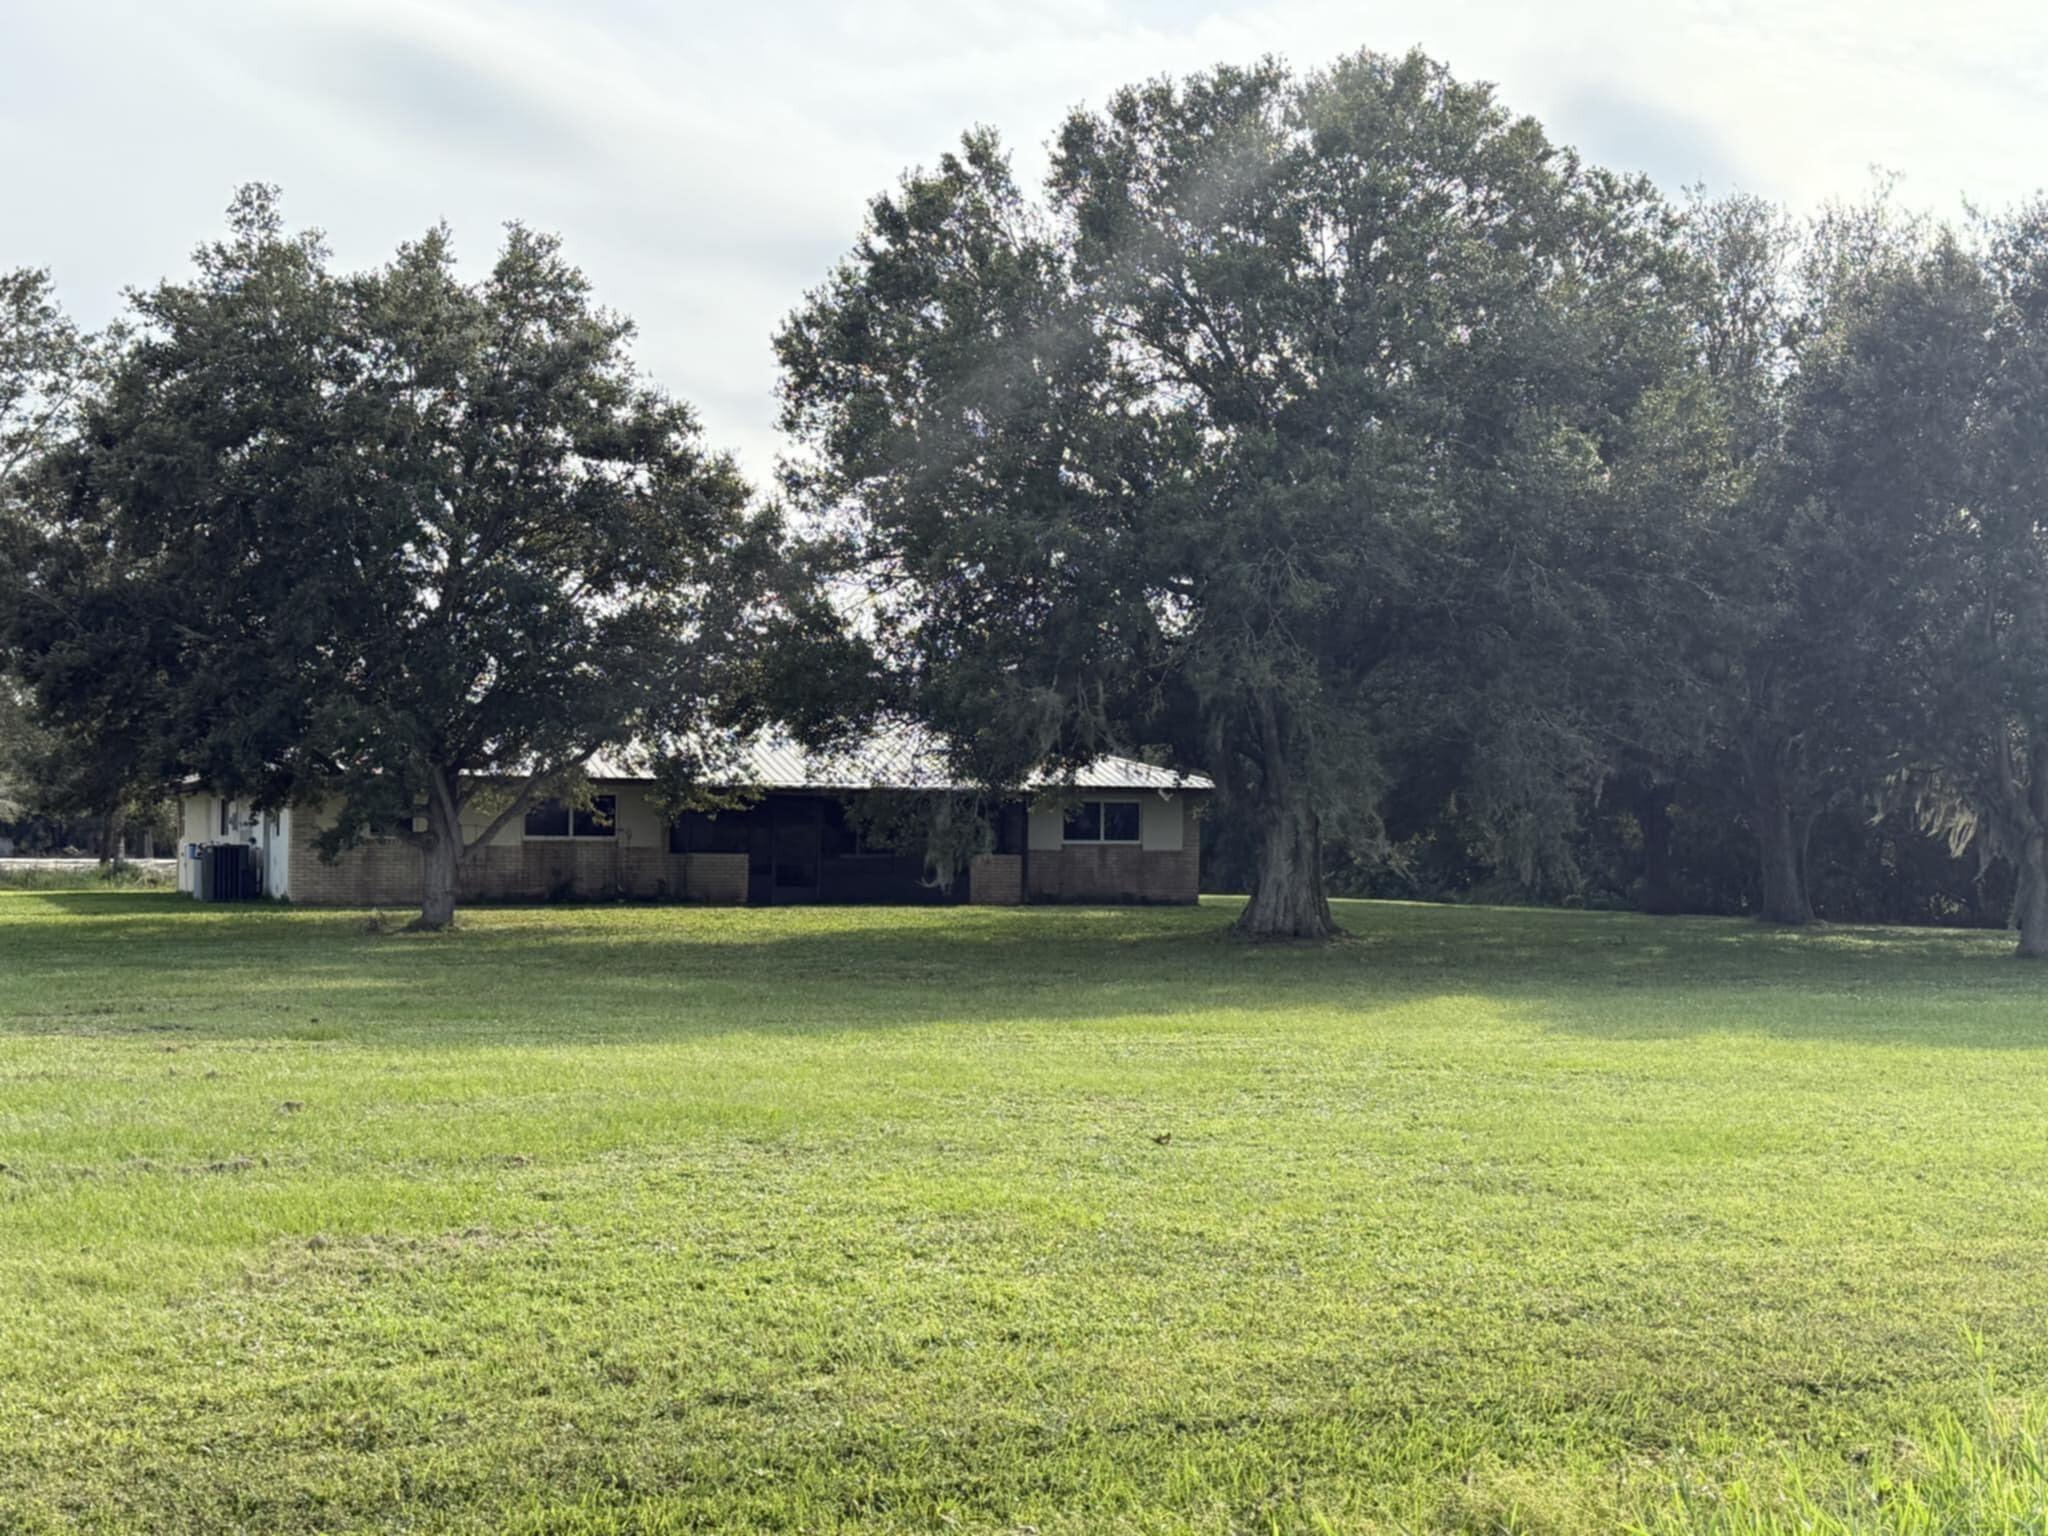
[1797,809,1819,911]
[2017,832,2048,959]
[1636,784,1680,915]
[415,833,459,931]
[1234,786,1338,941]
[1999,737,2048,958]
[97,807,125,868]
[412,774,462,931]
[1755,786,1813,926]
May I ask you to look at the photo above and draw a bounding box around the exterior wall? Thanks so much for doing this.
[968,853,1023,905]
[685,853,748,904]
[261,807,291,897]
[1025,792,1203,905]
[460,837,674,902]
[457,785,667,851]
[275,786,746,907]
[177,792,270,896]
[286,809,422,906]
[1139,793,1184,851]
[1026,804,1062,852]
[1027,791,1186,852]
[179,782,1206,908]
[176,795,208,894]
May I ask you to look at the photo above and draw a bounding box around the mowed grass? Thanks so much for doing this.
[5,890,2048,1533]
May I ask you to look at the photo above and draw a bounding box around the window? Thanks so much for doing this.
[670,807,755,854]
[218,799,229,836]
[1102,801,1141,842]
[524,795,616,840]
[1062,800,1141,843]
[524,799,570,838]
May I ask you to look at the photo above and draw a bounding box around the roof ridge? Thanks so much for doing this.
[580,727,1213,792]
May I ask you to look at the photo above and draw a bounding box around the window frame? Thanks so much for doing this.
[1061,799,1143,846]
[572,796,618,840]
[523,793,618,842]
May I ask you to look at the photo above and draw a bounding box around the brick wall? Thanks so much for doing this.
[1026,843,1199,904]
[286,814,746,906]
[1024,793,1202,904]
[968,853,1023,905]
[287,815,422,906]
[683,853,748,904]
[282,791,1206,908]
[463,840,679,901]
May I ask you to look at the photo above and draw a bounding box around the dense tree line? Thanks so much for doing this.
[7,46,2048,947]
[776,50,2048,949]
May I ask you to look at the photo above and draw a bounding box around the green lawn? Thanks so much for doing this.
[5,888,2048,1533]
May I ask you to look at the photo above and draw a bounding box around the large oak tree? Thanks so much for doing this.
[779,50,1697,937]
[6,189,821,927]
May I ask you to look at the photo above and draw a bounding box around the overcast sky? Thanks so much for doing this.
[7,0,2047,479]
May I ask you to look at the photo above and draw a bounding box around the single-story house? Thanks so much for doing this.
[176,733,1211,907]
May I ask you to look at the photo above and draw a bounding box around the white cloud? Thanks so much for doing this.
[5,0,2046,481]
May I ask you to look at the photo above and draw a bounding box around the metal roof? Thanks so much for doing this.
[586,726,1211,793]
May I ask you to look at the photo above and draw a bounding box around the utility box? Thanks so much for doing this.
[199,843,261,902]
[227,843,259,900]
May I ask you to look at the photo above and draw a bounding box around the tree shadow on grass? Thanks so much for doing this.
[1,890,2045,1049]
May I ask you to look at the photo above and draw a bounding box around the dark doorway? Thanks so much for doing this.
[770,797,824,903]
